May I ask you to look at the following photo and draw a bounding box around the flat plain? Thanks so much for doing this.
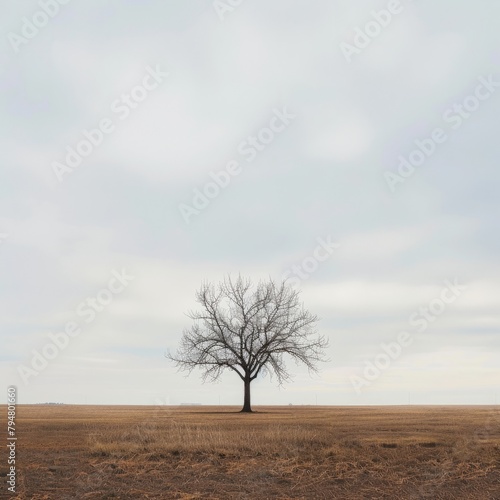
[1,405,499,499]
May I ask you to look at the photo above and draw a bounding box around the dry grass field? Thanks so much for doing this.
[1,405,500,499]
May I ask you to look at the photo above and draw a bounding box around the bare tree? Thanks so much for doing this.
[167,275,328,412]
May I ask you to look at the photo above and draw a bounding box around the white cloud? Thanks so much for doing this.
[306,112,374,163]
[2,0,500,405]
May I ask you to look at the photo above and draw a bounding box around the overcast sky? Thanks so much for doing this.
[2,0,500,406]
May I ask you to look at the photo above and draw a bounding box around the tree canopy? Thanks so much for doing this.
[167,275,328,412]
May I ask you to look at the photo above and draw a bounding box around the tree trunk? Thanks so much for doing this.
[241,377,252,412]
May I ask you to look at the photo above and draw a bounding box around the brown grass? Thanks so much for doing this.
[1,405,500,499]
